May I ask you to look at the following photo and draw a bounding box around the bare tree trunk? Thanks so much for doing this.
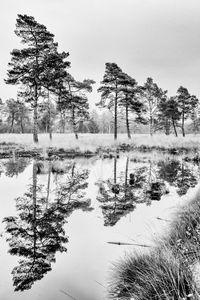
[33,85,39,143]
[124,157,129,200]
[172,117,178,137]
[46,161,51,209]
[114,90,118,140]
[9,116,14,133]
[126,103,131,139]
[181,112,185,137]
[48,90,52,140]
[20,117,24,133]
[72,106,78,139]
[32,162,37,258]
[150,115,153,136]
[114,157,117,185]
[60,112,65,133]
[165,118,170,135]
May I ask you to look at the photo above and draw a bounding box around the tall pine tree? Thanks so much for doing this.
[5,14,69,143]
[97,63,124,140]
[176,86,198,137]
[119,73,145,139]
[59,73,95,139]
[142,77,166,136]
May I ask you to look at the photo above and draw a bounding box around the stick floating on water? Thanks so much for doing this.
[107,241,151,247]
[156,217,170,222]
[94,280,106,289]
[60,290,77,300]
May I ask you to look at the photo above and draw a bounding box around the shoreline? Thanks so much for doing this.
[0,141,198,159]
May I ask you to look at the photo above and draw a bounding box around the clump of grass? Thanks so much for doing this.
[109,190,200,300]
[109,247,196,300]
[163,191,200,265]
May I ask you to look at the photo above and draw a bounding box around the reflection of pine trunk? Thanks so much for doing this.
[32,162,37,260]
[66,163,76,204]
[126,102,131,139]
[113,157,117,211]
[71,163,75,177]
[72,106,78,139]
[181,160,184,186]
[172,117,178,137]
[148,161,152,185]
[114,157,117,185]
[46,161,51,209]
[124,157,129,200]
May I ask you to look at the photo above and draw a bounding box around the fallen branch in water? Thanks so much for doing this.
[60,290,77,300]
[107,241,151,247]
[94,279,106,289]
[156,217,170,222]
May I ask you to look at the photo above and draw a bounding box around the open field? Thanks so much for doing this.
[0,133,200,152]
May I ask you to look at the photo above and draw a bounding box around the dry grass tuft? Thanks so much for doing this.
[109,247,196,300]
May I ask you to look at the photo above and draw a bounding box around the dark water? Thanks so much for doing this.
[0,153,199,300]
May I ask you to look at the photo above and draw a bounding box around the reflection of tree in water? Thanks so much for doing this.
[96,158,170,226]
[3,161,91,292]
[128,161,168,203]
[96,158,140,227]
[3,157,30,177]
[53,162,92,214]
[158,159,198,196]
[157,159,180,185]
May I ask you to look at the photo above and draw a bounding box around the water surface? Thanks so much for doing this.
[0,153,199,300]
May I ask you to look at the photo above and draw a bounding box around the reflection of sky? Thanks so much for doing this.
[0,156,199,300]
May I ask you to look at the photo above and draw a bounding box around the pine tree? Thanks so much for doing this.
[119,73,145,139]
[41,49,70,139]
[60,74,95,139]
[156,96,181,137]
[5,14,69,143]
[176,86,198,137]
[4,98,19,133]
[142,77,166,136]
[97,63,124,140]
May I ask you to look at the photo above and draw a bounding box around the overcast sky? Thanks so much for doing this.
[1,0,200,108]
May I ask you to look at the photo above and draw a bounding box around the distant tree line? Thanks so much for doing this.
[3,14,200,141]
[98,63,199,139]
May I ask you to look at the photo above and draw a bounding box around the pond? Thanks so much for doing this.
[0,152,199,300]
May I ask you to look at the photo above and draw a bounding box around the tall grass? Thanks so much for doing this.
[0,133,200,151]
[109,189,200,300]
[164,191,200,265]
[109,248,196,300]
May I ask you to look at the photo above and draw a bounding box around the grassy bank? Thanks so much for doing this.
[109,188,200,300]
[0,133,200,153]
